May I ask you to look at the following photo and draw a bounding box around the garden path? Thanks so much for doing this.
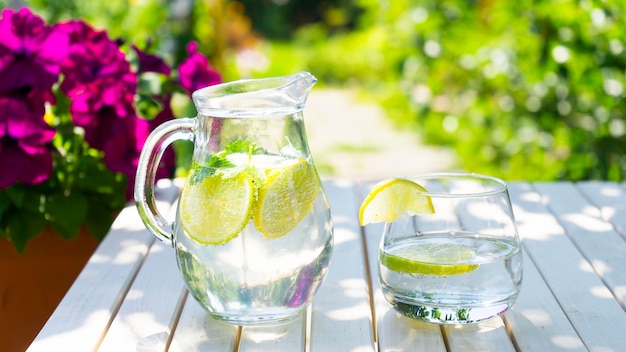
[304,88,458,181]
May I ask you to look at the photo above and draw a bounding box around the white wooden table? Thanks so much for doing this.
[28,179,626,351]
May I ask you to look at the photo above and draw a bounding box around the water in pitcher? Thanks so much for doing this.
[174,152,332,325]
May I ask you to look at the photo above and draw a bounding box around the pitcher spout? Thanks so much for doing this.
[286,71,318,105]
[192,71,318,117]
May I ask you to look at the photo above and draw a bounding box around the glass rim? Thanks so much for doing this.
[406,172,509,198]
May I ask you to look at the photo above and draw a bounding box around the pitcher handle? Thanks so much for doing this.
[134,118,195,245]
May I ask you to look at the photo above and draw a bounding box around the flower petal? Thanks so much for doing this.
[178,41,221,95]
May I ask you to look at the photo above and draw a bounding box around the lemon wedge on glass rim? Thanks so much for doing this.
[359,178,435,226]
[359,178,478,276]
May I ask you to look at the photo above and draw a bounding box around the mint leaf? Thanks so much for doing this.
[189,139,265,185]
[189,154,232,185]
[189,164,214,185]
[224,138,264,155]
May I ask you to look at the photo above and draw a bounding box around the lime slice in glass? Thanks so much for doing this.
[381,242,479,276]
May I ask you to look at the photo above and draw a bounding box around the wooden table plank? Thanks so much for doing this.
[238,310,307,351]
[509,182,626,351]
[444,319,516,352]
[98,189,186,351]
[97,240,186,351]
[576,181,626,238]
[359,182,447,352]
[505,183,586,351]
[576,181,626,310]
[534,182,626,311]
[168,297,240,351]
[309,180,376,352]
[505,251,586,351]
[27,180,180,352]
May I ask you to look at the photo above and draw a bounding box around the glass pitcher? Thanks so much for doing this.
[134,72,333,325]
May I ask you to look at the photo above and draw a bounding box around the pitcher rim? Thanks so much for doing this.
[191,71,317,99]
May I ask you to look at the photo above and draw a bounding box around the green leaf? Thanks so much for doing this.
[4,210,47,253]
[21,188,45,213]
[5,185,26,207]
[223,138,265,155]
[78,156,127,195]
[84,203,116,241]
[138,71,166,96]
[189,162,217,185]
[45,192,88,240]
[135,92,163,120]
[188,139,271,185]
[0,191,11,218]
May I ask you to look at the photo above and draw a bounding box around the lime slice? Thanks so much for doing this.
[382,242,479,276]
[179,170,254,245]
[253,158,319,238]
[359,178,434,226]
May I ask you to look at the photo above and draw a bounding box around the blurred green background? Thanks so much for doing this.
[4,0,626,182]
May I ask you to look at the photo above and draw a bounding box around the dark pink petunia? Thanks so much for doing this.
[178,41,221,95]
[69,79,137,150]
[0,8,69,93]
[56,21,139,150]
[0,93,55,188]
[102,108,175,199]
[55,19,100,45]
[60,27,133,96]
[132,44,171,76]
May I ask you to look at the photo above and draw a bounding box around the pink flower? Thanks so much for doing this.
[102,105,175,198]
[0,8,219,199]
[0,92,55,188]
[57,19,138,150]
[55,19,99,44]
[69,76,137,149]
[178,41,221,95]
[61,28,135,97]
[0,8,69,93]
[132,44,171,75]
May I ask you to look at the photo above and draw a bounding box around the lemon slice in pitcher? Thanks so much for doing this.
[359,178,435,226]
[254,158,319,238]
[180,170,254,245]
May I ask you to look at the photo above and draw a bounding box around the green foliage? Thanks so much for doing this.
[236,0,362,40]
[378,0,626,181]
[0,104,128,251]
[256,0,626,181]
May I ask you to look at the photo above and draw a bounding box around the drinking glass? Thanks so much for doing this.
[379,173,523,324]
